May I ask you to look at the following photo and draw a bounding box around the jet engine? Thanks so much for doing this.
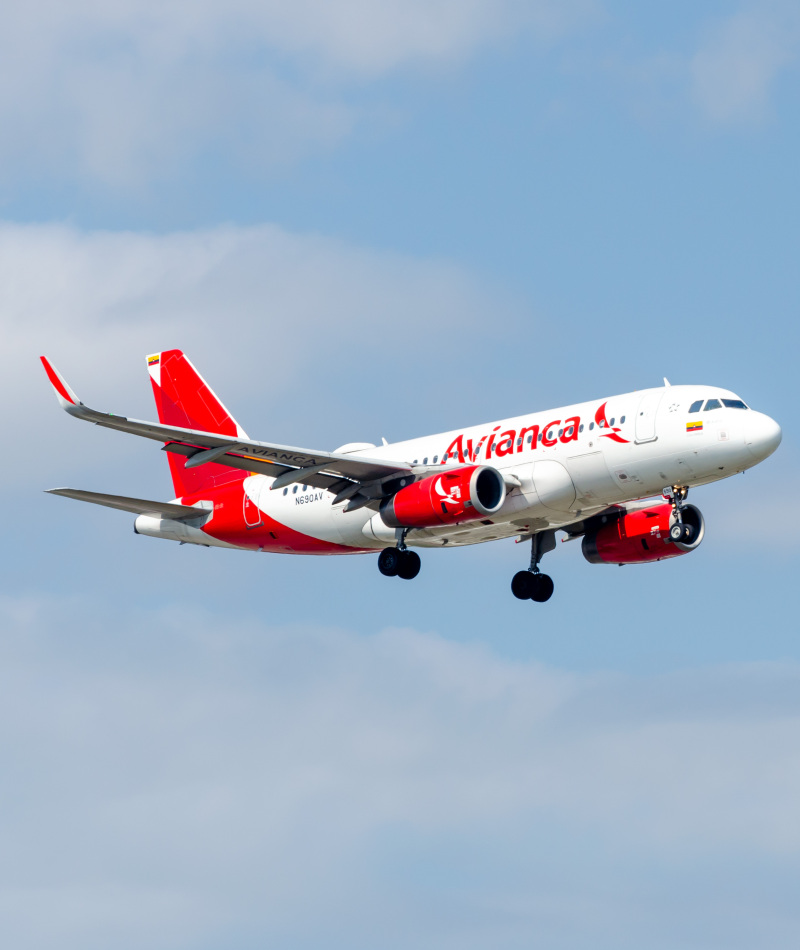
[582,502,704,565]
[380,465,506,528]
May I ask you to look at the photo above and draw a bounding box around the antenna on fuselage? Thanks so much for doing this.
[663,377,671,387]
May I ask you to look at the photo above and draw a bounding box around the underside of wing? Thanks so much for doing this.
[46,488,207,521]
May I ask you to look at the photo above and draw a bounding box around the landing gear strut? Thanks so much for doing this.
[511,530,556,603]
[663,485,695,543]
[378,529,421,580]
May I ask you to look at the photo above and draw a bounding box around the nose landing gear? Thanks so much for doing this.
[511,530,556,603]
[378,529,421,580]
[663,485,695,543]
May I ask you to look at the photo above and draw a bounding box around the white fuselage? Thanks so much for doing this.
[222,383,780,553]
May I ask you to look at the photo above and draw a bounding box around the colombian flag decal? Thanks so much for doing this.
[147,354,160,366]
[686,421,703,432]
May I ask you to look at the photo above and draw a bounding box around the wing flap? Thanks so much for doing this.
[162,443,359,491]
[46,488,206,521]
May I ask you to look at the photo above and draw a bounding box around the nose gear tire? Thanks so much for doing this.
[669,522,684,542]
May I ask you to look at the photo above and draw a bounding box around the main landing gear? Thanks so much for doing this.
[511,530,556,603]
[378,529,421,580]
[663,485,695,544]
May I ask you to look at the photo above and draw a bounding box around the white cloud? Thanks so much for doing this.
[1,220,517,487]
[690,3,800,124]
[2,593,800,948]
[0,0,596,186]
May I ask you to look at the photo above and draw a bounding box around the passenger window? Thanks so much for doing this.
[293,485,298,493]
[538,433,543,442]
[688,400,703,413]
[283,488,288,496]
[303,485,308,491]
[722,399,748,409]
[704,399,721,411]
[423,457,428,464]
[527,434,533,443]
[620,416,626,424]
[610,418,615,426]
[589,422,594,430]
[433,455,438,464]
[558,429,563,437]
[579,424,584,433]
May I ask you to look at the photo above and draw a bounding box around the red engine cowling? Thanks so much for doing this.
[380,465,506,528]
[582,503,704,565]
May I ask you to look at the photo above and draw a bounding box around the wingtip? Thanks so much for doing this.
[40,355,82,409]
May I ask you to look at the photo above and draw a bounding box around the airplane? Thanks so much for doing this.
[41,350,781,602]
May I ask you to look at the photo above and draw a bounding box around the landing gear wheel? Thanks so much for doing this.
[397,550,421,580]
[511,571,535,600]
[681,523,695,543]
[669,522,685,542]
[530,573,554,603]
[378,548,401,577]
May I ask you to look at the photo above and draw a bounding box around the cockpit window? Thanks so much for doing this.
[688,400,703,413]
[704,398,721,411]
[722,398,748,409]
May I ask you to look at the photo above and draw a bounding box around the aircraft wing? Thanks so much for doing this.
[46,488,206,521]
[41,357,412,495]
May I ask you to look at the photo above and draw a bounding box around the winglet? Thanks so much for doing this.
[40,356,84,413]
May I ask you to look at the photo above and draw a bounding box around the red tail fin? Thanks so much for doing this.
[147,349,248,498]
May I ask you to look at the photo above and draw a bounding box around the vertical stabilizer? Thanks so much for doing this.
[147,350,248,498]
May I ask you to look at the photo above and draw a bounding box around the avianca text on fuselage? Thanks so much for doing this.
[441,402,629,464]
[40,350,782,604]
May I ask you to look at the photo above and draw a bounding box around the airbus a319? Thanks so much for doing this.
[41,350,781,602]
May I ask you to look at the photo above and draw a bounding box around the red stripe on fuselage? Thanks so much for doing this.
[183,481,369,555]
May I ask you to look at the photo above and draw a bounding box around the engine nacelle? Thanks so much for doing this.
[582,503,704,565]
[380,465,506,529]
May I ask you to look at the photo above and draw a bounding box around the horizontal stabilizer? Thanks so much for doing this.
[46,488,206,521]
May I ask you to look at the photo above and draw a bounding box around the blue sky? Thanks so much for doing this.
[2,2,800,948]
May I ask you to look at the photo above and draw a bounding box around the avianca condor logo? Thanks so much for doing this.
[434,477,462,505]
[595,402,629,443]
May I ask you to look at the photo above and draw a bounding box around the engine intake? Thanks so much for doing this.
[582,502,704,565]
[380,465,506,529]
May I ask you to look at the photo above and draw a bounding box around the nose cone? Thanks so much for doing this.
[745,412,782,462]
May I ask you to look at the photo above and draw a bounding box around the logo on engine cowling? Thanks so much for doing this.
[434,477,462,506]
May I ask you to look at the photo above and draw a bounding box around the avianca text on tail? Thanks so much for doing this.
[41,350,781,602]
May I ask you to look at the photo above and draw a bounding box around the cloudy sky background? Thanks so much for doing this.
[2,2,799,947]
